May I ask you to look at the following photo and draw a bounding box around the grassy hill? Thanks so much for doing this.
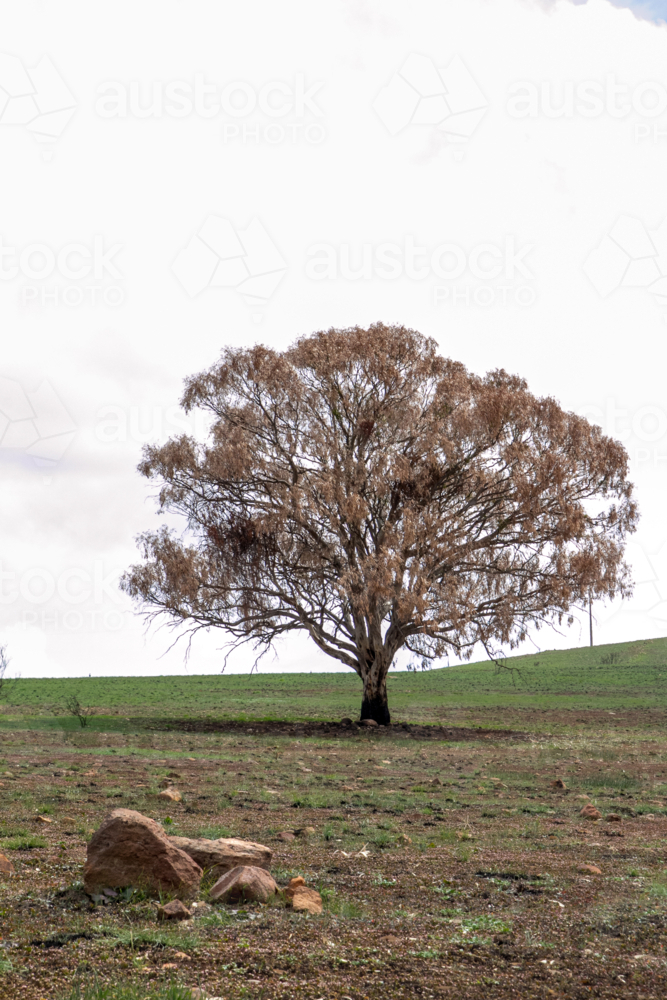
[1,636,666,730]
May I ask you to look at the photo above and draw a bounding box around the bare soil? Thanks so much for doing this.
[0,710,666,998]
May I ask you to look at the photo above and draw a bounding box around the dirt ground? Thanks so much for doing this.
[0,711,666,999]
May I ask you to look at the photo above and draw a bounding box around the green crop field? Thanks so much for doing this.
[1,635,666,731]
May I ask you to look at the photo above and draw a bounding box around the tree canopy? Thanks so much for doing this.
[122,323,637,723]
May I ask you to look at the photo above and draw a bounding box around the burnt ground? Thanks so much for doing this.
[142,718,527,741]
[0,710,666,998]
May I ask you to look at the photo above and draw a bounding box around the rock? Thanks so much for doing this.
[340,718,353,726]
[159,788,182,802]
[168,836,272,876]
[431,777,442,786]
[0,852,14,875]
[605,813,622,823]
[284,876,306,896]
[575,794,591,801]
[291,886,323,914]
[83,809,202,897]
[36,815,53,824]
[157,899,192,921]
[296,827,316,837]
[359,719,378,727]
[277,831,296,843]
[579,804,602,821]
[209,865,278,904]
[578,864,602,875]
[550,779,567,789]
[645,814,656,821]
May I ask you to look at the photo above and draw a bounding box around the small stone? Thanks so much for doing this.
[284,876,306,897]
[579,804,602,821]
[359,719,378,727]
[290,886,323,914]
[578,864,602,875]
[297,827,316,837]
[209,865,278,904]
[157,899,192,921]
[340,718,353,726]
[277,831,296,842]
[0,852,14,875]
[159,788,182,802]
[550,779,567,789]
[431,777,442,786]
[605,813,622,823]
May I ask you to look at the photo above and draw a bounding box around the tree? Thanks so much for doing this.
[121,323,637,724]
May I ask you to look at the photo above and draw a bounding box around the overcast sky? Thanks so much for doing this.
[1,0,666,679]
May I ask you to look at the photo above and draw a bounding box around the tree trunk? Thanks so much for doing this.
[360,663,390,725]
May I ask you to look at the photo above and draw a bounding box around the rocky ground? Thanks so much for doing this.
[0,711,665,998]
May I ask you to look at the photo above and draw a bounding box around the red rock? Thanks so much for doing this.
[157,899,192,921]
[209,865,278,904]
[168,836,272,876]
[159,788,182,802]
[83,809,202,898]
[284,876,306,898]
[291,887,323,914]
[579,804,602,821]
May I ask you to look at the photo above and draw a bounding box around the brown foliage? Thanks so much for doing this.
[121,323,637,723]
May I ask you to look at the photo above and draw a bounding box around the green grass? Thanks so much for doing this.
[0,834,47,850]
[64,982,196,1000]
[1,635,667,728]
